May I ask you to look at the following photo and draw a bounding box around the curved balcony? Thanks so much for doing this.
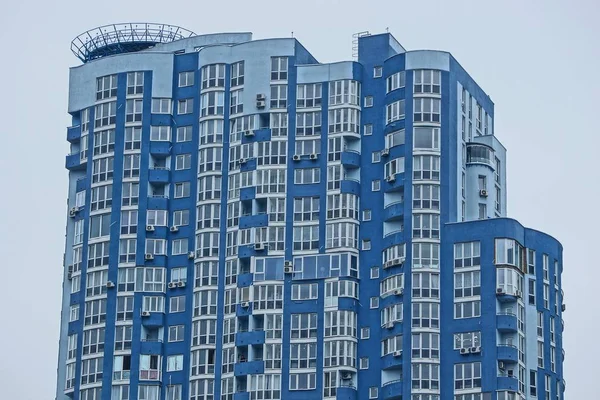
[384,173,404,192]
[149,141,171,157]
[340,179,360,195]
[496,286,521,303]
[141,311,164,328]
[497,312,518,333]
[240,187,256,200]
[336,384,357,400]
[235,329,265,346]
[242,128,271,143]
[236,303,253,317]
[497,375,519,392]
[65,153,86,171]
[237,273,253,288]
[148,167,170,184]
[140,339,163,354]
[466,143,494,168]
[381,379,403,400]
[497,344,519,363]
[67,125,81,143]
[381,352,403,370]
[341,150,361,169]
[383,201,404,221]
[239,213,268,229]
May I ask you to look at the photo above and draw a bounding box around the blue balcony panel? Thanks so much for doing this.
[234,360,264,376]
[235,330,266,346]
[382,231,404,249]
[141,312,164,328]
[149,141,171,157]
[236,303,253,317]
[242,128,271,144]
[65,153,86,171]
[338,297,360,312]
[67,125,81,142]
[237,273,254,288]
[497,376,519,392]
[383,173,404,193]
[336,385,357,400]
[148,168,170,184]
[381,380,403,400]
[497,345,519,363]
[240,214,268,229]
[341,151,360,168]
[497,291,520,304]
[140,340,163,354]
[381,352,404,370]
[340,179,360,195]
[233,393,249,400]
[240,187,256,200]
[240,158,257,172]
[147,196,168,210]
[76,177,87,191]
[383,201,404,221]
[150,114,171,126]
[497,313,518,333]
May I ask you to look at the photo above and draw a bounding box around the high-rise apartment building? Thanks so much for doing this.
[57,23,565,400]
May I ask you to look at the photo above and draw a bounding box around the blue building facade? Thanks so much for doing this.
[57,24,565,400]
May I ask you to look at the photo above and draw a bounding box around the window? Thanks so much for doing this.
[125,99,143,123]
[454,271,481,298]
[385,129,405,149]
[385,157,405,177]
[178,71,195,87]
[150,125,171,141]
[374,66,383,77]
[82,328,104,355]
[296,111,322,135]
[454,362,482,389]
[116,296,134,321]
[454,241,481,269]
[145,239,166,256]
[81,357,103,384]
[454,331,481,349]
[93,129,115,155]
[414,127,440,149]
[414,69,441,94]
[138,385,160,400]
[361,327,370,339]
[528,279,536,305]
[91,184,112,211]
[372,151,381,163]
[166,385,182,400]
[92,157,114,183]
[167,355,184,372]
[95,101,117,128]
[143,296,165,313]
[175,154,192,170]
[412,332,440,358]
[199,119,223,145]
[454,300,481,319]
[126,71,144,95]
[362,240,371,250]
[177,98,194,115]
[296,83,322,108]
[478,203,487,219]
[86,270,107,296]
[292,226,319,251]
[291,283,318,300]
[175,125,192,143]
[290,313,317,339]
[230,89,243,114]
[370,296,379,308]
[88,241,109,268]
[290,343,317,369]
[496,186,502,213]
[123,154,140,178]
[124,126,141,150]
[327,193,359,220]
[369,387,378,399]
[200,91,225,116]
[530,370,537,397]
[96,74,117,100]
[413,155,440,180]
[151,98,171,114]
[89,213,111,238]
[146,209,167,227]
[495,238,524,268]
[364,123,373,136]
[325,222,359,249]
[386,100,405,124]
[271,56,288,80]
[174,182,191,198]
[414,98,441,123]
[386,71,405,92]
[170,296,185,313]
[173,210,189,227]
[372,180,381,191]
[270,85,287,108]
[412,214,440,239]
[122,182,139,206]
[120,210,138,234]
[231,61,244,86]
[413,184,440,210]
[412,363,439,390]
[364,95,373,107]
[329,80,360,105]
[270,113,288,136]
[293,197,319,222]
[172,239,189,255]
[113,355,131,381]
[412,272,439,298]
[201,64,225,88]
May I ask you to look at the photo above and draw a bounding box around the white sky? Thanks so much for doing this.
[0,0,597,398]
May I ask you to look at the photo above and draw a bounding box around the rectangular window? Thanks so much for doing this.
[293,197,320,222]
[96,74,117,100]
[364,95,373,107]
[290,313,317,339]
[454,331,481,349]
[271,57,288,80]
[294,168,320,184]
[454,362,482,389]
[174,182,191,198]
[291,283,318,300]
[200,91,225,116]
[454,300,481,319]
[414,97,441,123]
[231,61,244,86]
[230,89,243,114]
[270,85,287,108]
[414,127,440,150]
[384,157,405,177]
[178,71,195,87]
[386,100,405,124]
[296,83,322,108]
[414,69,441,94]
[125,99,143,123]
[151,98,171,114]
[413,155,440,180]
[175,154,191,170]
[201,64,225,88]
[95,101,117,128]
[293,226,319,251]
[364,124,373,136]
[177,98,194,115]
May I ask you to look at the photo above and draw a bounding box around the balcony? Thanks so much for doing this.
[235,329,265,346]
[497,344,519,363]
[340,179,360,195]
[67,125,81,142]
[65,153,86,171]
[242,128,271,143]
[148,167,170,184]
[233,393,249,400]
[383,201,404,221]
[381,380,403,400]
[240,187,256,200]
[239,213,268,229]
[234,360,264,376]
[141,312,164,327]
[381,352,403,370]
[384,173,404,192]
[336,384,357,400]
[237,273,253,288]
[236,303,253,317]
[497,375,519,391]
[497,312,518,333]
[139,369,161,382]
[140,339,163,354]
[496,287,521,303]
[147,195,168,209]
[149,141,171,157]
[341,150,360,169]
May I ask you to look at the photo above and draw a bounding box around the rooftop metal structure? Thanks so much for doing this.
[71,23,196,63]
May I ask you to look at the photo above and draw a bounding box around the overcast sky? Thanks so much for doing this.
[0,0,597,398]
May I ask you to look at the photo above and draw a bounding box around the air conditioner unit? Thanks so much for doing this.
[188,252,195,259]
[177,281,186,288]
[309,153,318,160]
[480,189,488,197]
[141,311,151,317]
[244,130,255,137]
[146,225,155,232]
[386,174,396,182]
[145,253,154,260]
[67,272,73,280]
[385,321,394,329]
[393,350,402,357]
[69,207,78,217]
[381,148,390,156]
[170,226,179,232]
[256,93,266,101]
[106,281,115,288]
[292,154,301,161]
[515,290,522,298]
[498,361,505,370]
[471,346,481,354]
[67,265,73,274]
[241,301,250,308]
[341,372,352,380]
[284,260,293,268]
[254,243,265,251]
[393,288,404,296]
[284,266,293,274]
[256,99,266,109]
[239,158,247,165]
[168,282,176,289]
[496,287,505,294]
[460,347,470,355]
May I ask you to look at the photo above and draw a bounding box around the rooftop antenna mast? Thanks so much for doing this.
[352,31,370,60]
